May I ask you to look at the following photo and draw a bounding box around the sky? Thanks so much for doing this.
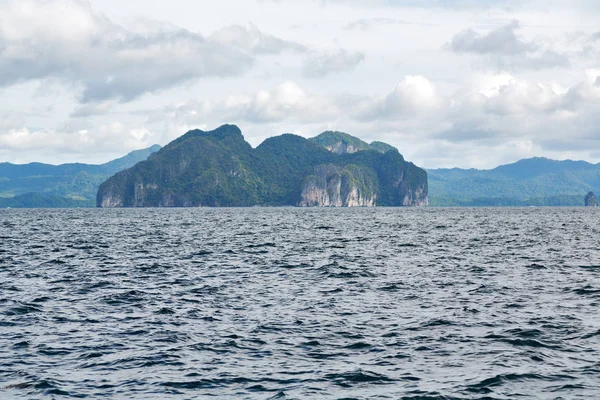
[0,0,599,168]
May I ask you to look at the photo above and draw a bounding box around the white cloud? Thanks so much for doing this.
[482,79,563,115]
[156,81,342,125]
[2,0,600,167]
[358,76,444,119]
[5,71,600,167]
[0,123,158,156]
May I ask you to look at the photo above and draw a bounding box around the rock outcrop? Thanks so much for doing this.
[402,185,429,207]
[309,131,398,155]
[585,191,598,206]
[298,165,377,207]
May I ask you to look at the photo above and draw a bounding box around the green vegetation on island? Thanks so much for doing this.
[97,125,428,207]
[428,157,600,206]
[309,131,398,155]
[6,126,598,209]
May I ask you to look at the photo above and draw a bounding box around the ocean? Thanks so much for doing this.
[1,207,599,399]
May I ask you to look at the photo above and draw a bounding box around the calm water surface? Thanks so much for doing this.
[1,208,600,399]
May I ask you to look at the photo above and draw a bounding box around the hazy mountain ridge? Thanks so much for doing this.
[0,145,161,207]
[428,157,600,206]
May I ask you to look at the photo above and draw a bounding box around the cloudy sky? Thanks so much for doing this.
[1,0,599,168]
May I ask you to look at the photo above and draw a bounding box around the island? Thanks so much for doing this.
[97,125,428,207]
[585,192,598,207]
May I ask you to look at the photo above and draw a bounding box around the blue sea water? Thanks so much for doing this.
[1,207,600,399]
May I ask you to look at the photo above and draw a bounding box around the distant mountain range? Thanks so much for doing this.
[428,158,600,206]
[0,145,161,207]
[2,129,600,208]
[97,125,428,208]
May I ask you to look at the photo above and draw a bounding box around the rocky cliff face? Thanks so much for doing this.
[323,142,361,155]
[402,185,429,207]
[309,131,398,155]
[98,191,124,208]
[298,165,376,207]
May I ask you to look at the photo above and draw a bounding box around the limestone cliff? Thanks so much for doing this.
[309,131,399,155]
[402,185,429,207]
[298,165,377,207]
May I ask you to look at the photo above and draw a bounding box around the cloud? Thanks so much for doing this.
[0,113,26,131]
[426,71,600,158]
[154,81,342,126]
[209,24,307,54]
[447,20,570,70]
[558,69,600,109]
[435,127,502,144]
[449,20,532,55]
[0,122,158,155]
[148,77,444,128]
[12,70,597,166]
[0,0,305,103]
[70,101,115,118]
[358,76,444,120]
[139,71,600,161]
[303,49,365,78]
[482,79,563,115]
[344,18,413,30]
[270,0,519,10]
[150,72,600,134]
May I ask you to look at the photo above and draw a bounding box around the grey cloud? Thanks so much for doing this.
[490,49,569,71]
[449,20,533,55]
[558,76,600,110]
[303,49,365,78]
[70,101,114,118]
[448,20,569,70]
[539,138,597,152]
[0,113,26,130]
[576,31,600,59]
[0,0,303,104]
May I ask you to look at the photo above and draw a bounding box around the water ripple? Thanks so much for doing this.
[1,207,599,399]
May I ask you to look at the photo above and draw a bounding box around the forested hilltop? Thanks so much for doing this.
[97,125,429,208]
[428,158,600,206]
